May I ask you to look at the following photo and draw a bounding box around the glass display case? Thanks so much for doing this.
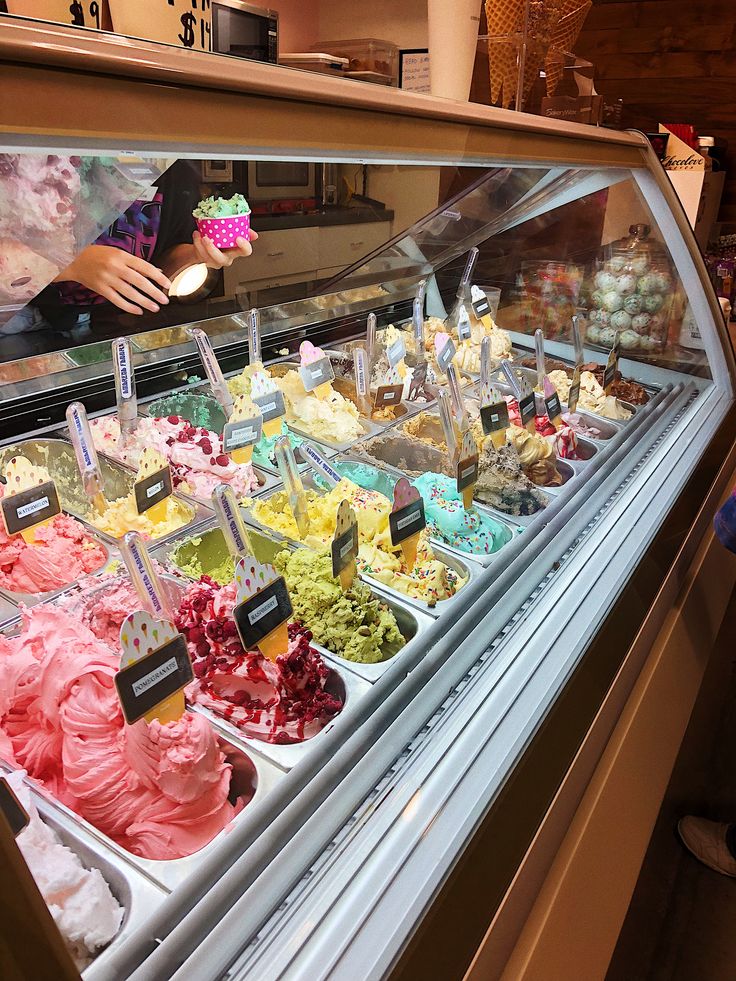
[0,15,734,981]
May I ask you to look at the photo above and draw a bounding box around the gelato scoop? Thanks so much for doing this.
[0,605,240,860]
[475,440,549,516]
[278,369,363,445]
[4,770,124,969]
[193,193,250,219]
[506,425,563,487]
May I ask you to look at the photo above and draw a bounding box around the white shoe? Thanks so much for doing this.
[677,816,736,877]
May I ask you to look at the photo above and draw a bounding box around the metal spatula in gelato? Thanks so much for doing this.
[112,336,138,448]
[501,359,536,434]
[66,401,108,515]
[534,329,562,429]
[275,436,310,538]
[354,344,372,417]
[456,429,479,510]
[188,326,235,419]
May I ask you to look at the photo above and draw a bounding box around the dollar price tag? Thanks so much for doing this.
[134,449,173,518]
[390,477,426,571]
[331,500,359,589]
[233,557,292,661]
[0,777,29,837]
[406,360,428,402]
[116,612,192,725]
[456,306,472,343]
[568,366,581,414]
[1,457,61,544]
[387,334,406,368]
[436,335,456,374]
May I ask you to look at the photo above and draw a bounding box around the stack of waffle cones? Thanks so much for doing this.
[485,0,591,108]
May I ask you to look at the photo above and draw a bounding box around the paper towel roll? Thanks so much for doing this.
[428,0,482,102]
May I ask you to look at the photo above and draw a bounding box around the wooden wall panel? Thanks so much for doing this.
[575,0,736,224]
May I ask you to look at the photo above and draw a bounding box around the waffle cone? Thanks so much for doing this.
[545,0,591,95]
[485,0,525,108]
[520,0,564,103]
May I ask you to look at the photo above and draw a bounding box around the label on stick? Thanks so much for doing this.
[519,391,536,428]
[568,367,581,413]
[389,497,426,545]
[115,634,193,725]
[233,577,293,649]
[1,481,60,537]
[456,454,479,492]
[387,335,406,368]
[134,466,173,515]
[545,391,562,420]
[480,400,510,436]
[374,384,403,410]
[253,390,285,423]
[223,416,263,454]
[299,357,335,392]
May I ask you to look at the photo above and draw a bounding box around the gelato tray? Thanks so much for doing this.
[154,522,436,684]
[0,767,167,979]
[241,473,479,618]
[0,437,206,546]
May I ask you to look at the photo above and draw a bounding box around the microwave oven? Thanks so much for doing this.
[212,1,278,64]
[247,161,318,202]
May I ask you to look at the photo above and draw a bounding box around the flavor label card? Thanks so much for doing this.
[134,466,173,515]
[436,336,457,374]
[253,390,285,423]
[456,453,479,492]
[406,361,428,401]
[115,631,193,726]
[374,384,403,409]
[480,400,510,435]
[389,484,426,545]
[456,307,472,342]
[234,576,293,649]
[518,391,536,428]
[223,416,263,454]
[471,290,491,321]
[0,777,29,837]
[331,500,359,585]
[387,335,406,368]
[568,367,581,413]
[299,357,335,392]
[545,390,562,421]
[1,480,61,537]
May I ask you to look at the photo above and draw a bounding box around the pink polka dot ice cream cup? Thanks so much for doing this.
[195,213,251,250]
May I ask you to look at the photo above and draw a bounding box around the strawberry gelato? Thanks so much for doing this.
[90,414,260,502]
[0,487,106,595]
[0,605,240,860]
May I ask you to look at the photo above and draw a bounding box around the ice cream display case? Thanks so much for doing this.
[1,16,735,981]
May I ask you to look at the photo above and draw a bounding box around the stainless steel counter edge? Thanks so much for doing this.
[110,384,683,981]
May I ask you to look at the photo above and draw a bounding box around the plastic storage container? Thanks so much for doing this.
[279,53,349,77]
[311,38,399,86]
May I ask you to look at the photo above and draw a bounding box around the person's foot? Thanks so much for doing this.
[677,816,736,876]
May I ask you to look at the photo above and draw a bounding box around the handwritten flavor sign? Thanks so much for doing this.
[108,0,212,51]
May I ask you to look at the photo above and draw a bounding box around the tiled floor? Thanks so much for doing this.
[606,588,736,981]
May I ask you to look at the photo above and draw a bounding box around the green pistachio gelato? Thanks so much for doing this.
[274,548,405,664]
[193,193,251,219]
[170,527,283,584]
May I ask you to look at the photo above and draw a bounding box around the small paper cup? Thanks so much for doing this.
[195,212,251,250]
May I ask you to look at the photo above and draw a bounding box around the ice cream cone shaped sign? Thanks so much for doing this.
[456,430,479,510]
[250,369,285,439]
[374,365,404,412]
[480,380,510,450]
[223,394,263,465]
[543,375,563,429]
[233,556,293,662]
[299,340,335,400]
[134,448,173,525]
[1,457,60,545]
[390,477,426,572]
[332,499,359,591]
[117,611,191,725]
[471,284,495,330]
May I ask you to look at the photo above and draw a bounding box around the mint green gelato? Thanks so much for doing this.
[146,393,227,432]
[251,421,308,471]
[193,194,250,219]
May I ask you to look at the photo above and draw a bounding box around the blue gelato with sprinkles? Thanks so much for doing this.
[412,472,513,555]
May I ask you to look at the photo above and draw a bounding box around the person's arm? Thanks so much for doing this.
[55,245,171,316]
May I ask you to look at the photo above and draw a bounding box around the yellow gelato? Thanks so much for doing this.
[246,478,463,606]
[548,369,632,421]
[227,361,265,399]
[278,369,362,444]
[90,493,193,541]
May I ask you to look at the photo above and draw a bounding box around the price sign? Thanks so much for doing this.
[480,400,510,436]
[471,288,491,322]
[253,390,285,424]
[389,494,426,545]
[436,337,456,373]
[1,480,61,537]
[387,335,406,368]
[115,631,193,726]
[134,465,173,516]
[374,385,403,410]
[299,357,335,392]
[107,0,212,51]
[0,777,29,838]
[568,367,581,413]
[222,416,263,454]
[456,454,479,492]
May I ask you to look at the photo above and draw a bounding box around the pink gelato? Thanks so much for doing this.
[90,414,259,501]
[0,491,106,595]
[0,605,240,860]
[175,578,343,744]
